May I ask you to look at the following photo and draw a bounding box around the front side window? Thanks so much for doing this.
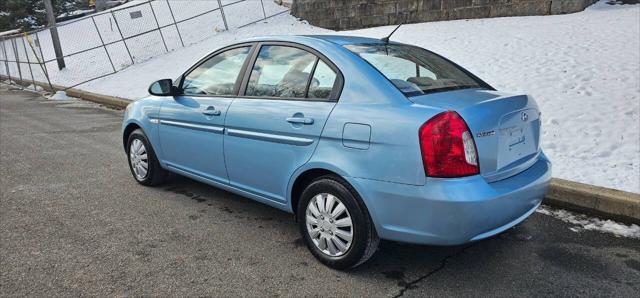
[246,45,337,99]
[345,44,484,96]
[182,46,250,96]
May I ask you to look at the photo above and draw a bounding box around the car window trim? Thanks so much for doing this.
[238,41,344,102]
[177,42,258,98]
[303,58,320,99]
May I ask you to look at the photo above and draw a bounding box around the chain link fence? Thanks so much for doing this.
[0,0,289,92]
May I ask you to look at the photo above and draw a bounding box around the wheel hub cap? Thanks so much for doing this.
[129,139,149,180]
[305,193,353,257]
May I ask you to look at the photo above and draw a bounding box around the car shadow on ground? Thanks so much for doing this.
[136,173,639,296]
[157,174,499,275]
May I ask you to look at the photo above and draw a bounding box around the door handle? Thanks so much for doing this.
[202,106,221,116]
[286,117,314,125]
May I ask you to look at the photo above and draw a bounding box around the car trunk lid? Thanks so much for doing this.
[410,89,541,181]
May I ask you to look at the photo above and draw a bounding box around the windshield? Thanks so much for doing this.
[345,44,485,96]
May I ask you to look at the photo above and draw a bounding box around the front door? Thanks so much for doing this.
[224,43,341,203]
[158,45,252,184]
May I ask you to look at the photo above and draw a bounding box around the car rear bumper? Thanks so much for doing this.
[351,153,551,245]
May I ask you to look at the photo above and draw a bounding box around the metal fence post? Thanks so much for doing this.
[216,0,229,31]
[149,1,169,52]
[34,31,53,90]
[91,16,117,73]
[110,11,134,64]
[10,38,23,88]
[44,0,66,70]
[259,0,268,19]
[165,0,185,47]
[20,36,37,90]
[1,38,12,84]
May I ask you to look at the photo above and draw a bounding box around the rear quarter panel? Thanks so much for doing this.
[310,102,440,186]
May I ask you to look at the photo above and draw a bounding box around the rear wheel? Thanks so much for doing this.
[126,129,166,186]
[297,175,379,269]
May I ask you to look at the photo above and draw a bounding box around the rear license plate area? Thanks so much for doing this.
[497,109,539,169]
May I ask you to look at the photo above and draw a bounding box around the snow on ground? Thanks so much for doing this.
[26,84,44,91]
[49,90,70,101]
[24,1,640,192]
[346,2,640,194]
[536,205,640,238]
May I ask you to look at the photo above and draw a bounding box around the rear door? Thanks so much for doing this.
[158,44,253,184]
[223,42,342,203]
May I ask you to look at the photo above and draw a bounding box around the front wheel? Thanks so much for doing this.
[126,129,167,186]
[297,175,379,269]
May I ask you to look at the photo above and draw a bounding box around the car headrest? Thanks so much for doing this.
[407,77,436,86]
[280,70,310,86]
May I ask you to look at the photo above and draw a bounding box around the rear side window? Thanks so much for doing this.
[182,47,250,96]
[345,44,484,96]
[245,45,337,100]
[308,60,337,99]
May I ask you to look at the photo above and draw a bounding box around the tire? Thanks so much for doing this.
[297,174,379,269]
[126,129,167,186]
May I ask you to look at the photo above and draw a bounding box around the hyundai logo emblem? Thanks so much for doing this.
[521,112,529,122]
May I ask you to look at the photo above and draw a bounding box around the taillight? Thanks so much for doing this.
[419,111,479,178]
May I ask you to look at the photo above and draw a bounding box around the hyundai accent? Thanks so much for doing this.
[122,35,552,269]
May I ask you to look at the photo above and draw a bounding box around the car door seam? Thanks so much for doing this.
[286,101,341,205]
[221,96,238,185]
[155,99,166,164]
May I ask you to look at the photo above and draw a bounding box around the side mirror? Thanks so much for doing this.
[148,79,175,96]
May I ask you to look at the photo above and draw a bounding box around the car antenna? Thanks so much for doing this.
[381,22,403,44]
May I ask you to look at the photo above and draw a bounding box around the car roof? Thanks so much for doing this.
[304,35,386,45]
[242,35,387,46]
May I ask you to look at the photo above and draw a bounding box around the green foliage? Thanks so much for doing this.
[0,0,79,32]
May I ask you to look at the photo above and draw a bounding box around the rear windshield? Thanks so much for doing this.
[345,44,484,96]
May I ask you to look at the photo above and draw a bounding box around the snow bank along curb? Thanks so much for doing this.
[2,76,639,224]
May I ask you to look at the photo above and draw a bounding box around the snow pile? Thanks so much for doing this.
[18,1,640,193]
[1,80,22,86]
[536,205,640,238]
[49,90,70,101]
[26,84,44,91]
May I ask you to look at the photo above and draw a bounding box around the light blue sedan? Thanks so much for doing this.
[122,35,551,269]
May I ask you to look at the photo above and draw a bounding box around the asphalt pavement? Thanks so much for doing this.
[1,85,638,297]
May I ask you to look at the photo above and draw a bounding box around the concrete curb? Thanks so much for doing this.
[65,88,131,109]
[2,76,639,225]
[546,178,640,225]
[0,76,130,109]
